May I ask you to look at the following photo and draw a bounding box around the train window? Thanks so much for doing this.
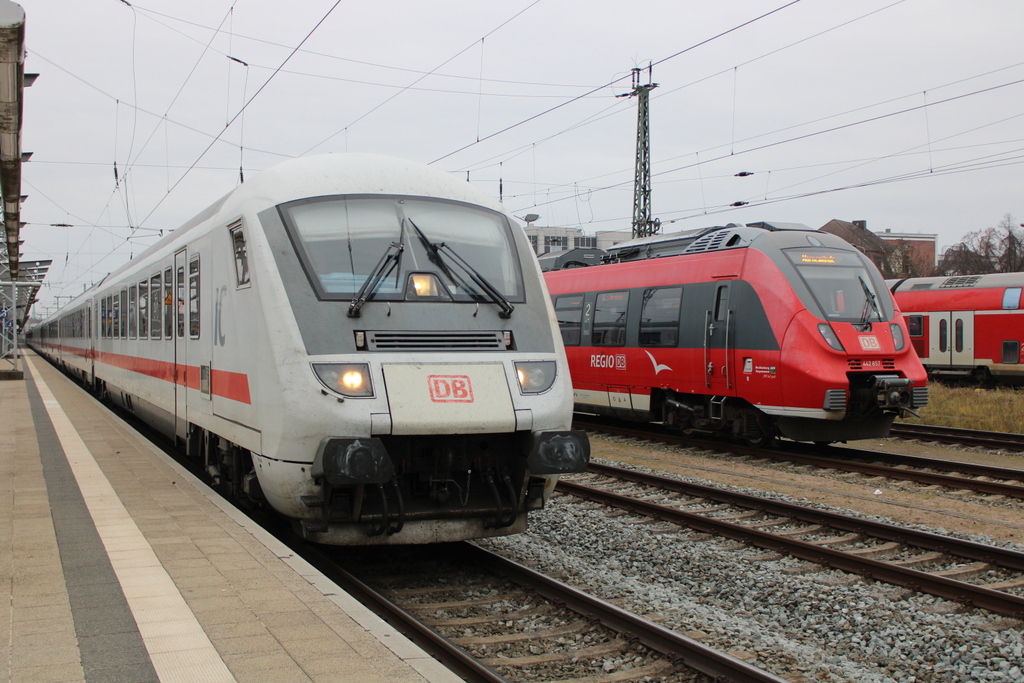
[640,287,681,347]
[189,256,200,339]
[713,285,729,323]
[1003,341,1020,364]
[176,265,186,338]
[907,315,923,337]
[939,319,947,353]
[120,289,128,339]
[164,268,173,339]
[100,297,107,338]
[229,223,250,287]
[955,319,964,353]
[278,196,524,303]
[1003,288,1022,310]
[593,291,628,347]
[112,292,121,339]
[138,280,148,338]
[151,274,162,339]
[554,295,584,346]
[128,285,137,339]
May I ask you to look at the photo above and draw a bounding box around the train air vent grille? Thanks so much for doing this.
[939,276,982,289]
[823,389,847,411]
[910,283,933,291]
[367,331,504,351]
[684,230,732,253]
[912,386,929,407]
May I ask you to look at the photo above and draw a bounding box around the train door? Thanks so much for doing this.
[173,249,188,441]
[929,312,975,368]
[704,283,734,400]
[87,300,95,387]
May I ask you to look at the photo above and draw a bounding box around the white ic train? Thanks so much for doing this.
[29,154,589,545]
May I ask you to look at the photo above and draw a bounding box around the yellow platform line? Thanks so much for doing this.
[28,356,236,683]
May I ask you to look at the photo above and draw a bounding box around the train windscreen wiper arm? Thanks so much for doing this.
[348,242,404,317]
[408,220,514,318]
[858,275,881,327]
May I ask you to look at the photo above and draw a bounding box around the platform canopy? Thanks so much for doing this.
[0,1,28,286]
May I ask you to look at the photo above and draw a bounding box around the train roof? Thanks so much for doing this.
[536,248,607,271]
[33,154,512,323]
[888,272,1024,293]
[603,221,815,264]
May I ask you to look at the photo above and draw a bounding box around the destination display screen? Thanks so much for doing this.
[783,247,892,323]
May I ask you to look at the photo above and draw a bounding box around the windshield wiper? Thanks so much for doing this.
[408,220,514,318]
[347,242,403,317]
[858,275,881,328]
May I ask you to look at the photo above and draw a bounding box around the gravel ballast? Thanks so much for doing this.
[480,462,1024,682]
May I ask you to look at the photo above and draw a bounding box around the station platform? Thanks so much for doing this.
[1,351,462,683]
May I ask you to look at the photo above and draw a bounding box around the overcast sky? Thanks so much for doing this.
[17,0,1024,312]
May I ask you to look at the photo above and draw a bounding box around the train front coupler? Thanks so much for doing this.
[871,374,916,415]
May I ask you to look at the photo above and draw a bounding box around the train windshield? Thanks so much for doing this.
[783,248,892,323]
[279,195,524,303]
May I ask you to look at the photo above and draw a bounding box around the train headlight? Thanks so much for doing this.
[406,272,450,300]
[817,323,845,352]
[514,360,557,394]
[890,323,905,351]
[312,363,374,397]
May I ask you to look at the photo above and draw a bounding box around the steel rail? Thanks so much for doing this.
[575,415,1024,499]
[559,463,1024,618]
[460,543,791,683]
[799,441,1024,482]
[299,543,508,683]
[753,447,1024,499]
[890,422,1024,452]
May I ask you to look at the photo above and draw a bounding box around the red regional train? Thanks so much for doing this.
[544,222,929,444]
[888,273,1024,384]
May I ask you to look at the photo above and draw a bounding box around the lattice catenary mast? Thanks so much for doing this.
[619,67,659,239]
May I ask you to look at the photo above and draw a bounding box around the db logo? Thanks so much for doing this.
[858,336,881,351]
[428,375,474,403]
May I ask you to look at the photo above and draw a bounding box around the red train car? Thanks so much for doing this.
[888,273,1024,384]
[545,222,928,444]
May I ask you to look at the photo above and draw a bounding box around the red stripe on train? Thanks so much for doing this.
[38,342,251,405]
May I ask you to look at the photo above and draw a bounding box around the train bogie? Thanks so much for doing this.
[546,222,928,444]
[29,154,589,545]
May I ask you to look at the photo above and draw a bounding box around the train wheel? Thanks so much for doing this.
[744,432,775,448]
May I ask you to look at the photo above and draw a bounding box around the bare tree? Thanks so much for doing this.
[997,213,1024,272]
[888,240,934,277]
[937,214,1022,275]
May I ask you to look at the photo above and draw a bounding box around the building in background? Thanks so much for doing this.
[522,224,632,255]
[820,219,937,277]
[876,228,938,277]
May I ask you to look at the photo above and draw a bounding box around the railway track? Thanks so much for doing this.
[558,462,1024,619]
[574,414,1024,502]
[302,542,788,683]
[890,422,1024,452]
[136,393,790,682]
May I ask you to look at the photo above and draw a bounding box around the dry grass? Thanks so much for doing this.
[900,382,1024,434]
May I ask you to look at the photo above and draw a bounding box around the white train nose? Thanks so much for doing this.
[382,363,516,434]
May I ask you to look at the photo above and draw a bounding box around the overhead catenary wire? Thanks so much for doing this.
[20,2,1024,310]
[430,0,805,165]
[138,0,347,227]
[448,0,909,182]
[300,0,545,156]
